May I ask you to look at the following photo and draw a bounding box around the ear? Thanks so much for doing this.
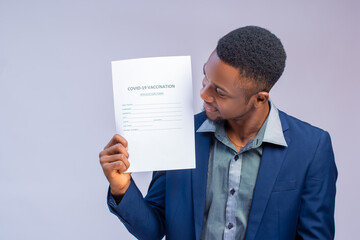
[255,91,269,107]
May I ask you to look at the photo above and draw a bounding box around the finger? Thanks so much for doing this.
[102,160,129,175]
[104,134,128,150]
[100,154,130,169]
[99,143,129,158]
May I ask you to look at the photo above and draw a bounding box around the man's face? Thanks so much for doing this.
[200,51,257,122]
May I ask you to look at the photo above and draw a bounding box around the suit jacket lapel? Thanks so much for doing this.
[192,128,211,240]
[245,112,291,240]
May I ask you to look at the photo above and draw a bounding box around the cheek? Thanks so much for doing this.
[218,99,245,116]
[216,101,232,115]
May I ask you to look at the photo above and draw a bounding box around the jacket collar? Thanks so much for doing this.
[245,110,290,240]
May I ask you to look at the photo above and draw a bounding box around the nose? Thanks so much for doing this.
[200,78,214,103]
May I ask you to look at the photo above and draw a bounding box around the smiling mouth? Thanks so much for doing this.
[204,102,217,112]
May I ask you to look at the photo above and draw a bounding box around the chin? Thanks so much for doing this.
[203,108,224,124]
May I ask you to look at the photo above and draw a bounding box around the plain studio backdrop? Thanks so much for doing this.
[0,1,359,239]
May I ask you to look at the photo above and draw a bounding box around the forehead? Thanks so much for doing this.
[204,51,254,92]
[204,51,240,82]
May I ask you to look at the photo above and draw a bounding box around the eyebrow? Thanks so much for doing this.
[203,63,231,94]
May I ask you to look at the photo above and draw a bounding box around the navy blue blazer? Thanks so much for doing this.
[108,110,337,240]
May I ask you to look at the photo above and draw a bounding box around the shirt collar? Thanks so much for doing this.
[264,100,287,147]
[196,117,217,133]
[196,99,287,147]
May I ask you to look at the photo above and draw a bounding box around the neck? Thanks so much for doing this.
[226,101,270,147]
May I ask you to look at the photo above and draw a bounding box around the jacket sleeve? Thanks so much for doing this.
[296,131,338,239]
[107,171,166,240]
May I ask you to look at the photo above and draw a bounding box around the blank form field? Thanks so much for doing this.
[122,103,182,132]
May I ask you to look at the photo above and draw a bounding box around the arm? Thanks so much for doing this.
[296,131,338,239]
[107,171,166,240]
[99,134,166,240]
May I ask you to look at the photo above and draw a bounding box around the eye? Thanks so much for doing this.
[216,88,226,97]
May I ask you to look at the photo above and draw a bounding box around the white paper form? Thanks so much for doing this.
[111,56,195,172]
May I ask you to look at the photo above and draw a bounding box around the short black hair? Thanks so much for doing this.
[216,26,286,91]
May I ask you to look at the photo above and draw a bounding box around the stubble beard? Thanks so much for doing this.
[202,106,225,125]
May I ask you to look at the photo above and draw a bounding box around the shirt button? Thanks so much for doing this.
[234,155,239,161]
[227,223,234,229]
[230,188,235,195]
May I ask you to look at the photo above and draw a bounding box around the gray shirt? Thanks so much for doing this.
[197,101,287,240]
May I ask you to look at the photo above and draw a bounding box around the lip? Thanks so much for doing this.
[204,102,217,112]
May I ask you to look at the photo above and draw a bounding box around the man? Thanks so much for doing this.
[99,26,337,240]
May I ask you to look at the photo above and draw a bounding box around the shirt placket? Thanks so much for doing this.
[223,153,242,240]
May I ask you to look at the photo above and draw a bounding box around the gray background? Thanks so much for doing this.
[0,0,359,239]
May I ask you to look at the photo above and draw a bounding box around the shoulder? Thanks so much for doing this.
[277,109,333,154]
[278,109,329,138]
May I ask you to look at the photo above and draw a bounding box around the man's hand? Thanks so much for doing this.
[99,134,131,197]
